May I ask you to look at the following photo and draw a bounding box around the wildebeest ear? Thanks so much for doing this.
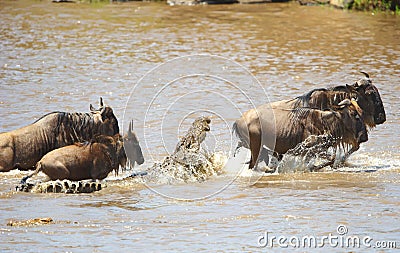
[346,84,358,92]
[338,98,351,108]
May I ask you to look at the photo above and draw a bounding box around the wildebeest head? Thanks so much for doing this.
[123,120,145,167]
[90,97,120,136]
[347,72,386,127]
[92,134,127,174]
[337,98,368,145]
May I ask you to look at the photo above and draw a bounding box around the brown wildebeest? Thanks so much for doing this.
[20,123,145,183]
[233,72,385,167]
[0,98,119,172]
[123,120,145,169]
[275,72,385,160]
[233,99,368,170]
[293,72,385,127]
[269,72,385,128]
[21,134,125,182]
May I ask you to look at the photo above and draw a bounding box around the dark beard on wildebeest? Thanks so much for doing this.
[0,108,119,172]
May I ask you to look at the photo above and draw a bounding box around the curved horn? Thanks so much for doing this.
[99,97,104,107]
[338,98,351,107]
[99,106,106,115]
[90,104,96,111]
[360,71,370,79]
[350,98,363,115]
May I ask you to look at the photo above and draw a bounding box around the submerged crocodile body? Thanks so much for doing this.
[16,180,103,194]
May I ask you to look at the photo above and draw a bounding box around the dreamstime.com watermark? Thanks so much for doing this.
[257,225,398,249]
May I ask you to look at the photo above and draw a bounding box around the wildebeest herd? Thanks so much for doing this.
[234,72,385,171]
[0,98,144,183]
[0,72,386,192]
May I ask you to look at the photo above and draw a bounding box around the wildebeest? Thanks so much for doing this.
[123,120,145,169]
[0,98,119,172]
[20,134,124,182]
[21,122,145,182]
[272,72,385,128]
[233,99,368,170]
[233,72,385,168]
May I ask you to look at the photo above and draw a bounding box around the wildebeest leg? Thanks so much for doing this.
[259,148,270,165]
[249,132,261,170]
[339,145,359,164]
[233,142,242,157]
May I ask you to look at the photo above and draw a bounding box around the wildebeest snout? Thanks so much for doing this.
[136,146,145,165]
[357,129,368,144]
[376,112,386,124]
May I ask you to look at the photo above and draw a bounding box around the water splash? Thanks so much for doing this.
[274,134,349,174]
[144,151,228,184]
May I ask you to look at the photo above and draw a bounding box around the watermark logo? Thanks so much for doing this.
[258,225,397,249]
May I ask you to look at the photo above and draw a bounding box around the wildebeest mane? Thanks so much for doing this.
[287,107,347,147]
[55,112,100,144]
[35,111,96,134]
[331,85,348,92]
[287,107,313,121]
[293,85,355,109]
[293,88,328,107]
[32,111,108,152]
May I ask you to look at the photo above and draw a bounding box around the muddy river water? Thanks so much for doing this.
[1,0,399,251]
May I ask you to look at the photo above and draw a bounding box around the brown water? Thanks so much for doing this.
[1,0,400,251]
